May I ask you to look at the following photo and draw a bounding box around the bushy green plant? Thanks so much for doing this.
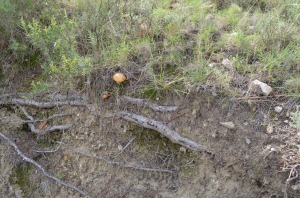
[21,16,92,88]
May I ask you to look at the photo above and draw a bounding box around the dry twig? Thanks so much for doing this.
[114,137,136,159]
[284,164,300,198]
[0,132,92,198]
[18,105,72,134]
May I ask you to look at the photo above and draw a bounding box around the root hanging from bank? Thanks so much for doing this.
[0,94,87,108]
[0,132,92,198]
[117,111,213,154]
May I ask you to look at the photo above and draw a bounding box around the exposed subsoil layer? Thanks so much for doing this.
[0,90,296,197]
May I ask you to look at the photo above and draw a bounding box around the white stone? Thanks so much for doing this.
[245,138,251,144]
[266,124,273,134]
[248,80,272,96]
[179,147,187,153]
[219,121,235,129]
[243,122,249,126]
[208,63,217,68]
[284,120,289,124]
[274,106,283,113]
[222,58,232,66]
[117,145,123,151]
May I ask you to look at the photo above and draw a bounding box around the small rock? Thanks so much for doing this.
[219,121,235,129]
[245,138,251,144]
[292,184,300,191]
[284,120,289,124]
[208,63,217,68]
[248,79,272,96]
[179,147,187,153]
[192,109,197,115]
[221,58,234,70]
[243,122,249,126]
[117,145,123,151]
[274,106,283,113]
[266,124,273,134]
[270,147,276,151]
[286,112,290,117]
[205,14,214,21]
[222,58,233,66]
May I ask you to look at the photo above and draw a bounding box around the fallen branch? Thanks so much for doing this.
[121,96,178,112]
[0,132,92,198]
[0,98,86,108]
[117,111,213,154]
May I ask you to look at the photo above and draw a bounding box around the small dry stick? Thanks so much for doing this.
[0,132,92,198]
[121,96,178,112]
[117,111,213,154]
[114,137,136,159]
[18,105,72,135]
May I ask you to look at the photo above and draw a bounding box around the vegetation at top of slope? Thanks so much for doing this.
[0,0,299,97]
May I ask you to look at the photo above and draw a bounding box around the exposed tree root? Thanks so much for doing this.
[0,98,86,108]
[117,111,213,154]
[0,132,92,198]
[121,96,178,112]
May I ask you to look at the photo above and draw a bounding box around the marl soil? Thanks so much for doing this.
[0,90,297,198]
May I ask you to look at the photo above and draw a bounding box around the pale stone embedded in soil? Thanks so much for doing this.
[266,124,274,134]
[219,121,235,129]
[248,79,272,96]
[245,138,251,144]
[274,106,283,113]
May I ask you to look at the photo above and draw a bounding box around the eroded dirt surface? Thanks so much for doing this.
[0,90,297,197]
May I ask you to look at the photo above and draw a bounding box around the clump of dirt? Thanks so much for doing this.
[0,89,298,197]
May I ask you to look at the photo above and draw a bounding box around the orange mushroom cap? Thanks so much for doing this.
[113,73,126,84]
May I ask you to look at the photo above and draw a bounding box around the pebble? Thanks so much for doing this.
[219,121,235,129]
[245,138,251,144]
[274,106,283,113]
[117,144,123,151]
[284,120,289,124]
[266,124,273,134]
[208,63,217,68]
[179,147,187,153]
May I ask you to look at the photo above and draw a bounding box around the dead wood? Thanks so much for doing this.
[18,105,72,135]
[28,124,72,135]
[0,98,86,108]
[117,111,213,154]
[121,96,178,112]
[0,132,92,198]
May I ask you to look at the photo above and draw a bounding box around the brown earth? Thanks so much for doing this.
[0,88,298,198]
